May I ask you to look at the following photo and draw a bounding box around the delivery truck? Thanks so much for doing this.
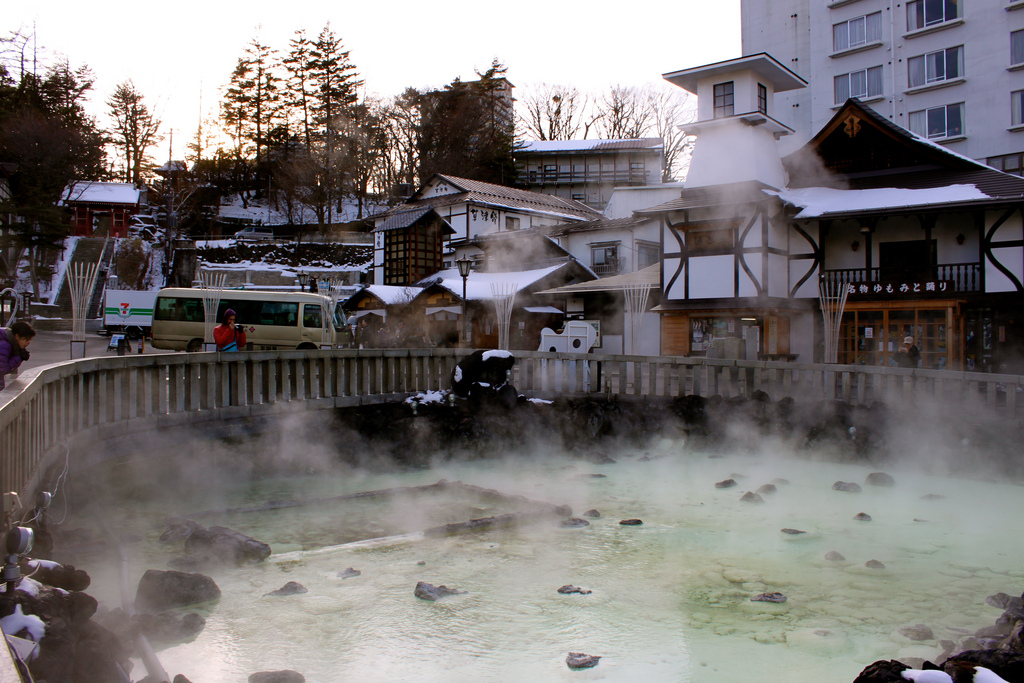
[102,289,158,340]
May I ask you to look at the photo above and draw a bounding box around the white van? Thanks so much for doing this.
[151,288,347,352]
[233,226,274,240]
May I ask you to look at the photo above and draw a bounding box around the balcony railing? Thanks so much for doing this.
[522,169,651,186]
[820,262,982,294]
[592,262,621,276]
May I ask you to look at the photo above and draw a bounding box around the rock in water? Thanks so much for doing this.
[715,479,737,489]
[248,671,306,683]
[756,483,777,494]
[619,519,643,525]
[854,512,872,521]
[825,551,846,561]
[865,559,886,569]
[557,585,592,595]
[739,491,764,503]
[337,567,361,579]
[582,509,601,518]
[899,624,935,641]
[865,472,896,486]
[566,652,601,670]
[135,570,221,612]
[833,481,862,492]
[559,518,590,528]
[752,592,788,603]
[264,581,307,597]
[781,528,806,535]
[414,581,465,601]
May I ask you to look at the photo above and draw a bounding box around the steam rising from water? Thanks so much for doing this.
[57,399,1024,682]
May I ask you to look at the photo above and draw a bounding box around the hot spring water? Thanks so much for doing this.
[64,440,1024,682]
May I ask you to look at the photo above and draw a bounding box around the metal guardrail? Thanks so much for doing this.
[2,349,1022,519]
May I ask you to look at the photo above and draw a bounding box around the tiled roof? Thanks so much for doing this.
[542,216,651,236]
[373,206,442,232]
[519,138,664,153]
[634,181,779,214]
[431,174,603,219]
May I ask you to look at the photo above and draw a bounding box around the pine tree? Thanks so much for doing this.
[308,23,362,225]
[107,80,161,185]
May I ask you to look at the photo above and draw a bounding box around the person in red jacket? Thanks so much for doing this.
[214,309,247,351]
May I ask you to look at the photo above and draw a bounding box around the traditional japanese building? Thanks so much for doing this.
[61,182,142,238]
[643,53,1024,371]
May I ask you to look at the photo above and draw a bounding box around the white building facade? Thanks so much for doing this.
[741,0,1024,173]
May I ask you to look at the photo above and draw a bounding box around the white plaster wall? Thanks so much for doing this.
[790,259,820,299]
[768,252,789,297]
[739,259,758,297]
[686,123,787,189]
[664,258,686,299]
[789,311,816,362]
[689,255,735,298]
[986,247,1022,292]
[604,185,685,219]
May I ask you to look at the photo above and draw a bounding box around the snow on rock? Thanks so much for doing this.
[405,390,448,405]
[482,350,513,360]
[0,604,46,646]
[767,184,990,218]
[27,559,60,571]
[454,367,463,383]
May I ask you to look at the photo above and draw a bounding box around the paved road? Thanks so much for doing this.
[21,329,170,371]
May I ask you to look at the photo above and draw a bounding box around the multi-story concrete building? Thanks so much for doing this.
[741,0,1024,173]
[515,138,664,210]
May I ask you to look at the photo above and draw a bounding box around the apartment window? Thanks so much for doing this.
[989,152,1023,176]
[908,46,963,87]
[713,82,734,118]
[834,66,884,103]
[907,0,960,31]
[592,243,620,276]
[505,216,520,231]
[909,102,964,138]
[757,83,767,114]
[637,242,661,269]
[1013,30,1024,66]
[1013,90,1024,126]
[571,193,586,202]
[833,12,882,52]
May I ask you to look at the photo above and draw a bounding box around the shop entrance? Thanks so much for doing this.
[838,301,961,369]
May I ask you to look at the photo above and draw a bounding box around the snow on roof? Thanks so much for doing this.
[62,182,140,206]
[425,264,566,300]
[767,184,991,218]
[361,284,423,306]
[520,138,663,153]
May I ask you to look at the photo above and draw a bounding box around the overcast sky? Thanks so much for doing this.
[4,0,741,162]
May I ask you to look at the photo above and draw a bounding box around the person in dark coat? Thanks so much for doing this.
[0,321,36,391]
[895,335,921,368]
[214,309,247,351]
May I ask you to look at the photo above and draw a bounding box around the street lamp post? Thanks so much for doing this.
[297,270,309,292]
[456,256,472,348]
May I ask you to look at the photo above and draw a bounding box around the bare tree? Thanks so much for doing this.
[596,85,654,140]
[107,80,161,184]
[516,84,597,141]
[647,85,697,181]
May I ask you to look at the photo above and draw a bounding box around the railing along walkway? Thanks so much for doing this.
[2,349,1023,517]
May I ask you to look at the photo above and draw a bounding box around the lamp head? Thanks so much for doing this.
[6,527,33,556]
[456,256,473,279]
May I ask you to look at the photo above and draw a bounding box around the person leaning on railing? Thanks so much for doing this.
[0,321,35,390]
[214,309,247,352]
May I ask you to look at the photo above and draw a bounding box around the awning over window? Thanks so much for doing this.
[523,306,563,314]
[352,309,386,319]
